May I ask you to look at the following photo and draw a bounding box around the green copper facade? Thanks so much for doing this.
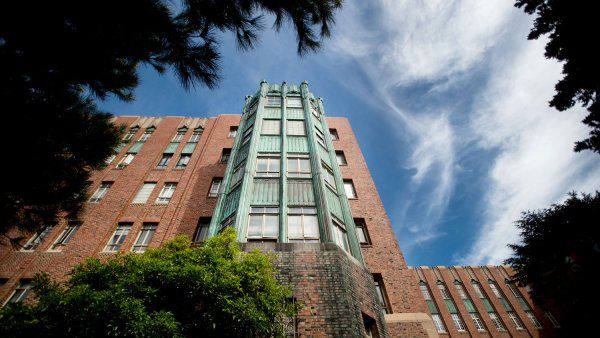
[208,81,363,262]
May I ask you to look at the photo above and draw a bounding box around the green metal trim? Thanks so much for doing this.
[163,142,179,154]
[181,142,196,154]
[128,141,144,154]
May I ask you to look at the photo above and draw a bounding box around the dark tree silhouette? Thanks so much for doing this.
[516,0,600,153]
[0,0,342,238]
[505,192,600,336]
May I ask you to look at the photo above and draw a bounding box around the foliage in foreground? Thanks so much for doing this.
[505,191,600,336]
[0,229,297,337]
[516,0,600,153]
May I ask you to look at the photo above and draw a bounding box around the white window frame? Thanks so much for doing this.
[5,280,32,305]
[544,311,560,328]
[489,282,502,298]
[132,182,156,204]
[21,224,56,251]
[48,222,80,252]
[105,154,117,165]
[189,128,203,142]
[329,128,339,140]
[256,155,280,177]
[525,311,542,329]
[176,154,191,169]
[286,97,302,108]
[104,223,132,252]
[322,164,336,189]
[220,148,231,163]
[373,274,391,314]
[266,96,281,107]
[228,126,238,138]
[286,120,306,136]
[261,119,281,135]
[431,314,446,333]
[455,283,468,300]
[287,207,319,242]
[470,313,486,331]
[315,128,327,148]
[139,128,154,142]
[156,154,172,169]
[438,284,451,300]
[451,313,466,332]
[247,207,279,240]
[508,311,524,330]
[343,180,357,199]
[123,128,138,141]
[331,218,349,252]
[489,312,506,331]
[131,223,157,253]
[336,151,347,165]
[229,165,245,188]
[173,128,187,142]
[116,153,135,169]
[355,219,371,245]
[472,282,485,298]
[194,218,211,244]
[420,284,432,300]
[287,155,311,178]
[156,182,177,204]
[208,178,222,197]
[89,182,112,203]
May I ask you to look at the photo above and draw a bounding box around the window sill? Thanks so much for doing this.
[360,244,372,248]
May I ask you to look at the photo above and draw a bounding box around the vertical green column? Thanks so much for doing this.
[300,81,332,242]
[208,95,252,237]
[319,102,364,262]
[233,80,270,242]
[279,82,288,243]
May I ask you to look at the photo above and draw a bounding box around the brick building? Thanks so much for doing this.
[0,81,556,337]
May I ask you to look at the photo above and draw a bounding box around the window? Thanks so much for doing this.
[194,217,211,244]
[261,119,280,135]
[176,154,191,169]
[438,284,451,299]
[288,207,319,242]
[455,284,468,300]
[229,164,245,188]
[489,312,506,331]
[286,120,305,135]
[123,127,138,141]
[266,96,281,106]
[287,97,302,108]
[156,154,172,169]
[208,178,222,197]
[315,128,326,148]
[508,312,524,330]
[256,155,280,177]
[139,128,154,142]
[362,313,378,338]
[220,148,231,163]
[220,215,236,232]
[336,151,347,165]
[6,280,32,304]
[156,183,177,204]
[343,180,357,199]
[104,223,132,252]
[526,311,542,329]
[131,223,157,253]
[189,127,203,142]
[322,164,336,189]
[132,182,156,204]
[544,311,560,328]
[89,182,112,203]
[241,127,253,145]
[173,128,187,142]
[22,223,56,251]
[451,314,466,331]
[228,126,238,138]
[247,207,279,240]
[116,153,135,168]
[488,281,502,298]
[472,282,485,298]
[329,128,339,140]
[287,155,311,178]
[331,218,349,252]
[105,154,117,165]
[373,274,391,314]
[420,284,432,300]
[354,218,371,245]
[432,314,446,333]
[470,313,486,331]
[507,282,522,299]
[49,221,80,251]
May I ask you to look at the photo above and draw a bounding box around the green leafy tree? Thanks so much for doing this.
[515,0,600,153]
[505,192,600,336]
[0,228,298,337]
[0,0,342,238]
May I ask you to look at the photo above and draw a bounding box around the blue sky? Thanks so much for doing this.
[99,1,600,266]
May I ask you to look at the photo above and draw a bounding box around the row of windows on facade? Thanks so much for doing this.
[258,118,340,141]
[89,182,177,205]
[106,124,214,168]
[419,279,560,334]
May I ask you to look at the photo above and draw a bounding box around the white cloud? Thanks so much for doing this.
[461,37,600,264]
